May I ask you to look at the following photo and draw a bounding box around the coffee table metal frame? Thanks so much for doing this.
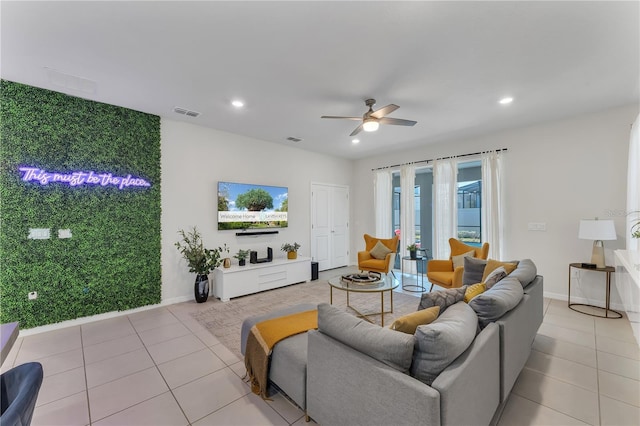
[328,274,399,326]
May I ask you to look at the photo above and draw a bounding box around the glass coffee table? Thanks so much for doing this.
[328,273,399,326]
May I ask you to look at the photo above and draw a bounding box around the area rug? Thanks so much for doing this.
[192,275,422,359]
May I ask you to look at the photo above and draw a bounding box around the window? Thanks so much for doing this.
[457,161,481,246]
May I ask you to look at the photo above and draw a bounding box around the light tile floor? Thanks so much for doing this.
[2,269,639,425]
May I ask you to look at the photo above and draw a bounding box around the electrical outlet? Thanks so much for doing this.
[28,291,37,300]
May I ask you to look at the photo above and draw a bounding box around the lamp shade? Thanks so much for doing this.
[578,219,617,241]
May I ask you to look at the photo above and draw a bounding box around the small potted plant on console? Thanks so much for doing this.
[175,226,228,303]
[281,242,301,260]
[234,249,251,266]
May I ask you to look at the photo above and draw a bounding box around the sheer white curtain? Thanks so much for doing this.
[628,113,640,251]
[400,165,416,258]
[433,158,457,259]
[481,151,505,259]
[373,169,393,239]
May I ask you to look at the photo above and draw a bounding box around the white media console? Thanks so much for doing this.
[213,256,312,302]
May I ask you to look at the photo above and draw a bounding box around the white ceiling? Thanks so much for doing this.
[2,1,638,160]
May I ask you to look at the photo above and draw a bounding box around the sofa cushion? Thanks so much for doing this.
[481,259,518,282]
[317,303,415,373]
[418,287,467,313]
[370,241,392,260]
[452,250,475,269]
[468,276,524,328]
[484,267,508,289]
[462,257,488,285]
[390,306,440,334]
[411,302,478,386]
[464,283,486,303]
[509,259,537,287]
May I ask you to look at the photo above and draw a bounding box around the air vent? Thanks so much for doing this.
[173,107,201,118]
[286,137,303,142]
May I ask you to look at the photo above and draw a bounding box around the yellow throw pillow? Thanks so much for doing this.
[452,250,475,269]
[481,259,518,282]
[390,306,440,334]
[370,240,393,260]
[464,283,487,303]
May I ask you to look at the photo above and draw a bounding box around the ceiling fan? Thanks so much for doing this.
[321,98,417,137]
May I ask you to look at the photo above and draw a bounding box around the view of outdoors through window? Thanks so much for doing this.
[392,161,482,258]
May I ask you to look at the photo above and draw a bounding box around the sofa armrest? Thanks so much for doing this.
[432,322,500,426]
[358,250,373,263]
[307,330,440,426]
[452,266,465,287]
[428,259,453,272]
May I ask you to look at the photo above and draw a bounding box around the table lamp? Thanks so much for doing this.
[578,219,616,268]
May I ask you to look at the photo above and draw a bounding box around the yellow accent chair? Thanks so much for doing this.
[426,238,490,290]
[357,234,398,277]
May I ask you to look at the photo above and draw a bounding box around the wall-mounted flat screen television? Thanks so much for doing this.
[218,181,288,230]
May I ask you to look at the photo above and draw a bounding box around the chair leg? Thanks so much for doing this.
[429,283,434,292]
[390,270,396,279]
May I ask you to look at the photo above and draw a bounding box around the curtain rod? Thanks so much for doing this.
[371,148,508,171]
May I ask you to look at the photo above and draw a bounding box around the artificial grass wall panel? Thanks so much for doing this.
[0,80,161,328]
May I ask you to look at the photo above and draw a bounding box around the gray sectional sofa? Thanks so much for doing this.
[241,259,542,426]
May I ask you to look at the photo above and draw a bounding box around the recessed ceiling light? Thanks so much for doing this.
[499,97,514,105]
[231,100,244,108]
[352,139,360,144]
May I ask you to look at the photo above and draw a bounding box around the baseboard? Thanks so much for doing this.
[19,295,194,337]
[543,291,625,311]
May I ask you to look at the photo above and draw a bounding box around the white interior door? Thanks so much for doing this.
[311,183,349,271]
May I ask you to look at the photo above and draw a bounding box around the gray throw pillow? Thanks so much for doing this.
[509,259,537,287]
[411,302,478,386]
[418,287,466,313]
[462,257,488,285]
[370,241,393,260]
[317,303,415,373]
[468,276,524,328]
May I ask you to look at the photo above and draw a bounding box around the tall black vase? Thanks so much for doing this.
[194,274,209,303]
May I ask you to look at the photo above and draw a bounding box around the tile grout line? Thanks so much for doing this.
[79,326,93,426]
[128,309,194,426]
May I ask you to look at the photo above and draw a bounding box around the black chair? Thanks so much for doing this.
[0,362,44,426]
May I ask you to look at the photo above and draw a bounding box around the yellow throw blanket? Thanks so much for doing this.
[244,309,318,399]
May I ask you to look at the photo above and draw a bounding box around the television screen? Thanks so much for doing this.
[217,181,288,230]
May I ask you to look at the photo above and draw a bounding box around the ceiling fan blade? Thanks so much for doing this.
[378,117,417,126]
[321,115,362,120]
[350,123,364,136]
[370,104,399,119]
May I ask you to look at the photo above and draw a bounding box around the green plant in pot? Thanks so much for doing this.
[175,226,228,303]
[281,242,301,260]
[407,243,418,259]
[630,211,640,239]
[234,249,251,266]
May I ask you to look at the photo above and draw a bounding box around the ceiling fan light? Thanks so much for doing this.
[363,119,379,132]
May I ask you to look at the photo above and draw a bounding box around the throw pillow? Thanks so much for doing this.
[418,287,467,313]
[468,276,524,328]
[370,240,393,260]
[411,301,478,386]
[462,257,488,285]
[484,266,508,289]
[452,250,475,269]
[481,259,518,282]
[390,306,440,334]
[464,283,486,303]
[317,303,415,373]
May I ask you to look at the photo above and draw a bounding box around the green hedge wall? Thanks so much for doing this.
[0,80,161,328]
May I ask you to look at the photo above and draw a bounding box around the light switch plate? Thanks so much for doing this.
[528,222,547,231]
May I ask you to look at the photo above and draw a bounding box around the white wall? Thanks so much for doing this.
[351,104,638,305]
[161,119,352,303]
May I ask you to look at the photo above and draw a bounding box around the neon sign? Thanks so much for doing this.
[19,167,151,189]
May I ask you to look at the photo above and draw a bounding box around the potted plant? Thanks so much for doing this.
[175,226,228,303]
[234,249,251,266]
[407,243,418,259]
[281,242,301,260]
[630,211,640,239]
